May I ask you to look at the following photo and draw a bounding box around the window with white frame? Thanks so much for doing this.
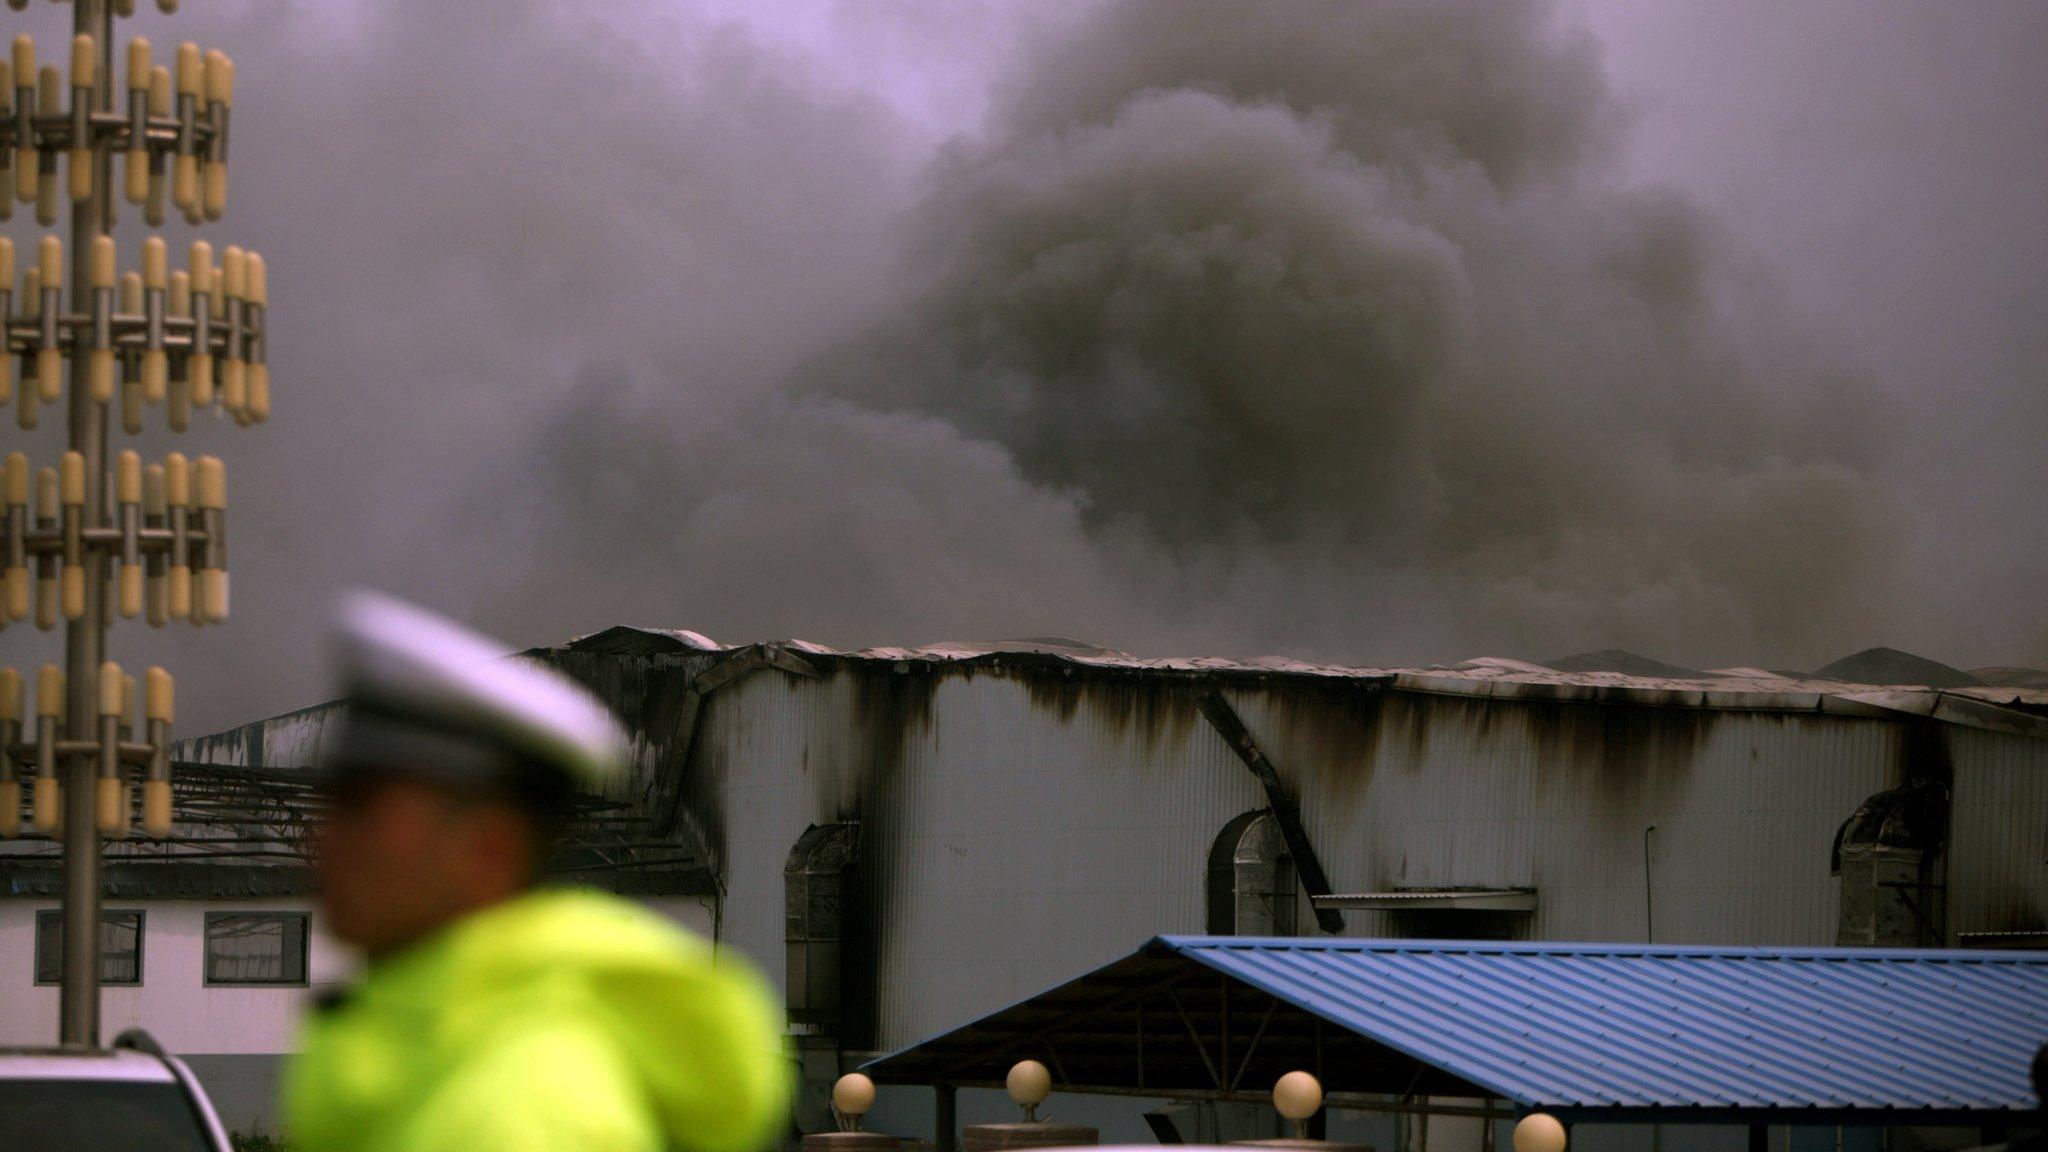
[204,912,309,985]
[34,910,144,985]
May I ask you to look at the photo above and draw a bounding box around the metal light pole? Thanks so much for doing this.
[0,0,264,1047]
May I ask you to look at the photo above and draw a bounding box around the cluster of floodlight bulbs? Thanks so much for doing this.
[1,0,263,848]
[1,27,267,430]
[3,29,230,227]
[0,661,175,840]
[2,232,270,431]
[1,447,229,631]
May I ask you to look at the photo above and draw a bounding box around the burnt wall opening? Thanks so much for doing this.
[1207,809,1300,936]
[784,821,876,1052]
[1833,720,1954,947]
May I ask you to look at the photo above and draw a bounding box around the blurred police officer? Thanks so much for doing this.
[284,592,789,1152]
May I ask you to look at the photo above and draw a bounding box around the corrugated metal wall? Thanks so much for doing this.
[711,664,1266,1051]
[169,651,2047,1056]
[1946,724,2048,936]
[860,669,1261,1050]
[1238,687,1904,945]
[698,663,2045,1053]
[174,702,345,769]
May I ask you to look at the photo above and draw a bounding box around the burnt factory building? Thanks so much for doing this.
[25,628,2045,1138]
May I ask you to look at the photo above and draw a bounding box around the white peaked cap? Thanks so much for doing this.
[330,590,629,791]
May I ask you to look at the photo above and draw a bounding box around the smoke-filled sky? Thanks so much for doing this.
[4,1,2044,735]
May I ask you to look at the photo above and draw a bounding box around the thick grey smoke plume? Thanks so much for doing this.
[497,0,1897,673]
[6,0,2037,736]
[814,0,1891,661]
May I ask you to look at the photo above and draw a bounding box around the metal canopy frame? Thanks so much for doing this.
[863,940,1500,1118]
[863,937,2044,1128]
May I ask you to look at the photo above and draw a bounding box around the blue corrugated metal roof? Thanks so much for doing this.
[1161,936,2048,1115]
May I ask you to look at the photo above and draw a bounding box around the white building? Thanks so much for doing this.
[0,890,344,1129]
[5,630,2044,1141]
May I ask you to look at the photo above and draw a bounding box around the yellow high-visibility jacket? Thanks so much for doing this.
[284,888,789,1152]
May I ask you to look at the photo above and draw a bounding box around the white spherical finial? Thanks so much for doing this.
[832,1073,876,1118]
[1273,1071,1324,1121]
[1513,1113,1568,1152]
[1007,1060,1053,1107]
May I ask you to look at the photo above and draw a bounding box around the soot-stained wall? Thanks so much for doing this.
[613,652,2044,1055]
[175,644,2048,1059]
